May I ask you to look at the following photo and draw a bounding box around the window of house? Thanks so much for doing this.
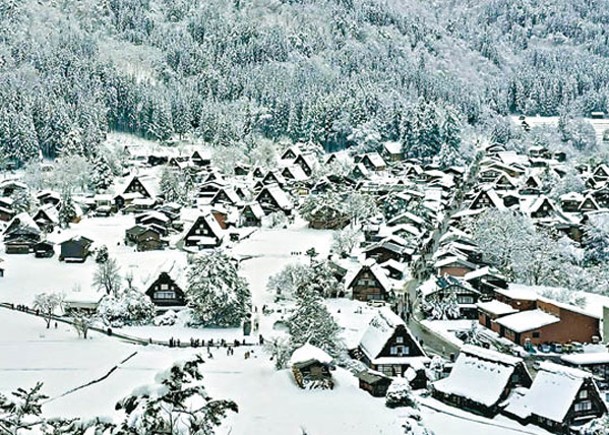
[161,284,169,290]
[574,401,592,412]
[458,296,474,304]
[396,336,404,344]
[154,291,176,300]
[390,346,398,355]
[579,390,589,399]
[532,331,540,338]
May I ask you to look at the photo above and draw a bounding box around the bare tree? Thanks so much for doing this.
[33,293,64,329]
[93,257,122,297]
[72,311,93,339]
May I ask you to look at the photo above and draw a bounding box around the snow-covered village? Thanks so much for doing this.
[4,1,609,435]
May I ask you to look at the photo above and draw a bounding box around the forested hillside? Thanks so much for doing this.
[1,0,609,164]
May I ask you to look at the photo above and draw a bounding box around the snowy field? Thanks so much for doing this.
[0,308,553,435]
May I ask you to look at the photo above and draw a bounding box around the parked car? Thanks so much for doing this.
[551,343,563,354]
[367,300,388,308]
[539,343,551,353]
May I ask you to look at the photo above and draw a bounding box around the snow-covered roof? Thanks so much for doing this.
[257,184,293,211]
[383,141,402,155]
[289,344,333,366]
[463,266,505,282]
[476,300,518,316]
[5,212,41,235]
[561,352,609,366]
[242,202,265,220]
[505,362,594,422]
[282,165,309,181]
[364,152,386,168]
[359,308,423,361]
[495,310,559,333]
[434,255,477,269]
[494,284,538,301]
[347,259,393,292]
[433,345,524,407]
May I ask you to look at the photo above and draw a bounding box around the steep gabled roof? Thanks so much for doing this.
[359,308,424,361]
[505,362,605,423]
[433,345,527,408]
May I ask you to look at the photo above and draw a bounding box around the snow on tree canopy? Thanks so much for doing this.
[289,344,333,366]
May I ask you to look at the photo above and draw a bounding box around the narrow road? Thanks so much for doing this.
[403,153,483,360]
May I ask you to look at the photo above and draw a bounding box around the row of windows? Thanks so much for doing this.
[389,346,410,356]
[574,400,592,412]
[154,291,177,300]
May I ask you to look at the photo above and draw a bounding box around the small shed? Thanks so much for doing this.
[289,344,334,390]
[59,236,93,263]
[357,370,393,397]
[33,240,55,258]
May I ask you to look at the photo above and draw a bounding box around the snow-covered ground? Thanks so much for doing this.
[1,308,554,435]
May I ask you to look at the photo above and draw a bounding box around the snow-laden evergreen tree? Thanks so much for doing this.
[96,245,109,263]
[0,382,48,434]
[115,355,237,435]
[186,251,251,327]
[583,215,609,266]
[386,378,418,409]
[267,260,342,301]
[58,190,77,228]
[90,154,114,192]
[10,188,32,213]
[285,285,344,360]
[160,166,184,203]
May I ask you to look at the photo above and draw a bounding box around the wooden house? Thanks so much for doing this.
[494,299,600,347]
[432,345,532,417]
[33,240,55,258]
[3,213,41,254]
[435,255,478,278]
[37,190,61,207]
[0,180,27,197]
[144,271,186,308]
[504,362,607,433]
[463,267,508,296]
[239,202,265,227]
[261,170,286,187]
[280,146,301,161]
[421,276,481,319]
[191,150,211,167]
[289,344,334,390]
[211,188,241,207]
[0,197,15,222]
[356,308,428,387]
[360,153,386,172]
[306,204,349,230]
[559,192,584,213]
[122,176,157,199]
[347,260,393,302]
[468,188,505,211]
[293,153,317,176]
[59,236,93,263]
[382,141,403,162]
[357,370,393,397]
[561,353,609,390]
[255,184,293,215]
[32,204,59,232]
[183,213,224,249]
[125,225,165,251]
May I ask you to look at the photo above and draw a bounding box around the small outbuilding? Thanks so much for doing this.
[289,344,334,390]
